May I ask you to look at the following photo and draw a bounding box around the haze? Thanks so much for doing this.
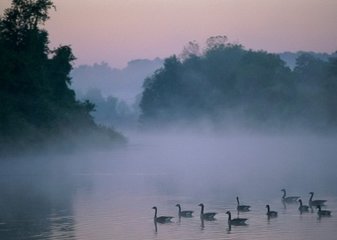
[1,0,336,68]
[1,1,337,239]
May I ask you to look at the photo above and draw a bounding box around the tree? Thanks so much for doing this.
[0,0,125,155]
[205,35,228,50]
[0,0,54,47]
[324,55,337,126]
[139,37,336,130]
[180,40,200,61]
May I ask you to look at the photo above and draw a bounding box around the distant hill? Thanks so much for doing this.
[71,58,163,103]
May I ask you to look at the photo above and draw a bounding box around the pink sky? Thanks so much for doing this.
[1,0,337,68]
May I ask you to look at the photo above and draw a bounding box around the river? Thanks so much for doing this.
[1,133,337,239]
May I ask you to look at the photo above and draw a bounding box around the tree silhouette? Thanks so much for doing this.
[139,39,337,131]
[0,0,124,155]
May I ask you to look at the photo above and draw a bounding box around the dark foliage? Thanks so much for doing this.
[0,0,125,155]
[140,38,337,131]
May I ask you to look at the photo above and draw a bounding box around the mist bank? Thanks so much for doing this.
[69,51,337,134]
[126,131,337,198]
[69,59,163,131]
[71,59,163,104]
[139,36,337,133]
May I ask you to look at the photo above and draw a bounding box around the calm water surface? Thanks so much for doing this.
[1,134,337,239]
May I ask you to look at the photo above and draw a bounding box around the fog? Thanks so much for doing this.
[2,2,336,238]
[2,129,337,239]
[5,129,336,199]
[6,129,337,198]
[123,131,337,198]
[71,58,163,104]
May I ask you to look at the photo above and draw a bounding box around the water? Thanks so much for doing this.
[1,133,337,240]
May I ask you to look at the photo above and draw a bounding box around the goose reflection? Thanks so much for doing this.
[153,220,158,233]
[317,205,331,217]
[226,223,232,234]
[200,217,205,230]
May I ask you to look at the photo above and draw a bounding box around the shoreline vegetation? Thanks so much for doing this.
[139,37,337,131]
[0,0,126,157]
[1,1,337,157]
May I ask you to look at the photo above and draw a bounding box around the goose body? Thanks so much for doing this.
[309,192,327,207]
[226,211,247,226]
[266,204,278,217]
[152,206,174,223]
[176,204,193,217]
[298,199,309,212]
[236,196,251,212]
[317,205,331,217]
[198,203,217,220]
[281,189,300,203]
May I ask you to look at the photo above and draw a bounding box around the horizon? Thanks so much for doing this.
[1,0,337,68]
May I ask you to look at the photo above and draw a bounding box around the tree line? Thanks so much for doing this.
[0,0,125,156]
[140,36,337,131]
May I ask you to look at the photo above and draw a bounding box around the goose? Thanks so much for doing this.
[309,192,327,207]
[198,203,217,220]
[236,196,251,212]
[281,189,300,203]
[175,204,193,217]
[298,199,309,213]
[152,206,174,223]
[226,211,248,226]
[317,205,331,217]
[266,204,278,217]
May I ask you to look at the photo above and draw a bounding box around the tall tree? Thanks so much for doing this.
[0,0,124,154]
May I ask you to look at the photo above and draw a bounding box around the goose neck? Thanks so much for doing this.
[227,212,232,221]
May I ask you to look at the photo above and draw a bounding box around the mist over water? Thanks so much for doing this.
[125,131,337,198]
[1,1,337,239]
[0,131,337,239]
[1,131,337,239]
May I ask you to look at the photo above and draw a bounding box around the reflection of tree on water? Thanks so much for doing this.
[0,167,79,239]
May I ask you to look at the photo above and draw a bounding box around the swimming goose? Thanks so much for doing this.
[309,192,327,207]
[175,204,193,217]
[226,211,248,226]
[317,205,331,217]
[152,206,174,223]
[236,196,251,212]
[298,199,309,212]
[266,204,278,217]
[198,203,217,220]
[281,189,300,203]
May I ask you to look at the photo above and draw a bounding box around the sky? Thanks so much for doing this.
[1,0,337,68]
